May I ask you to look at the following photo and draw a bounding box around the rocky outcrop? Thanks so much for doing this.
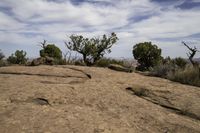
[0,65,199,133]
[30,56,55,66]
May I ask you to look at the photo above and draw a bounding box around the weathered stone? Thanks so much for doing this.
[30,56,55,66]
[45,56,55,65]
[31,57,46,66]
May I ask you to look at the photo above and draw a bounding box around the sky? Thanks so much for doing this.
[0,0,200,59]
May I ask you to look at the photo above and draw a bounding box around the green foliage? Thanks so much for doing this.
[0,50,5,60]
[53,58,67,65]
[7,50,27,64]
[95,58,124,67]
[40,44,62,60]
[66,32,118,66]
[133,42,162,71]
[172,57,187,69]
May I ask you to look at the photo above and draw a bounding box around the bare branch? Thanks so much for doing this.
[40,40,47,49]
[182,41,198,66]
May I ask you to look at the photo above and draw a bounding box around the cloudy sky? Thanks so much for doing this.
[0,0,200,59]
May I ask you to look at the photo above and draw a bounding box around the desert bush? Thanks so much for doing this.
[151,60,200,87]
[172,57,187,69]
[38,40,66,65]
[66,32,118,66]
[54,58,67,65]
[126,86,149,97]
[40,44,62,60]
[151,64,175,78]
[95,58,124,67]
[168,65,200,87]
[74,59,85,66]
[7,50,28,64]
[132,42,162,71]
[0,50,5,67]
[0,60,6,67]
[0,50,4,60]
[151,57,188,78]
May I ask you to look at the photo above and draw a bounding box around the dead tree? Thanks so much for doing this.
[39,40,47,49]
[182,41,199,67]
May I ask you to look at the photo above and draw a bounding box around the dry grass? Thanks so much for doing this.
[151,64,200,87]
[168,65,200,87]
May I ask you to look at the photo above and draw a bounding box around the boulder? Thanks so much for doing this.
[31,57,46,66]
[30,56,55,66]
[45,56,55,65]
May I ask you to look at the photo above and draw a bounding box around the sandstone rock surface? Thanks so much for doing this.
[0,65,199,133]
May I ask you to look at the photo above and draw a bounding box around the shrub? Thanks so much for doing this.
[74,59,85,66]
[40,44,62,60]
[0,50,4,60]
[7,50,28,64]
[0,50,5,67]
[66,32,118,66]
[133,42,162,71]
[151,64,175,78]
[151,62,200,87]
[95,58,124,67]
[0,60,6,67]
[151,57,187,78]
[169,65,200,87]
[53,58,67,65]
[172,57,187,69]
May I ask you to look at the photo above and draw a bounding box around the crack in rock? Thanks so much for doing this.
[126,87,200,121]
[10,97,51,106]
[32,98,51,106]
[0,71,88,79]
[58,66,92,79]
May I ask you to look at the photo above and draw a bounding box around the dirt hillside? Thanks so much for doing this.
[0,65,199,133]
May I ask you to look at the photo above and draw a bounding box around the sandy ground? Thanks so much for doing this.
[0,65,199,133]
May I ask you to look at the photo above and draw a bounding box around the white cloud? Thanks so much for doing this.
[0,0,200,58]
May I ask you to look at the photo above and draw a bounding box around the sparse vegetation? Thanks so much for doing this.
[30,40,66,65]
[95,57,124,67]
[172,57,188,69]
[0,50,4,60]
[66,32,118,66]
[133,42,162,71]
[151,57,187,77]
[168,65,200,87]
[0,34,199,87]
[40,40,62,60]
[0,50,6,67]
[151,56,200,87]
[126,86,148,97]
[7,50,28,65]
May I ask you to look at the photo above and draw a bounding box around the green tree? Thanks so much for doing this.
[7,50,28,64]
[39,40,62,60]
[66,32,118,66]
[133,42,162,71]
[0,50,4,60]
